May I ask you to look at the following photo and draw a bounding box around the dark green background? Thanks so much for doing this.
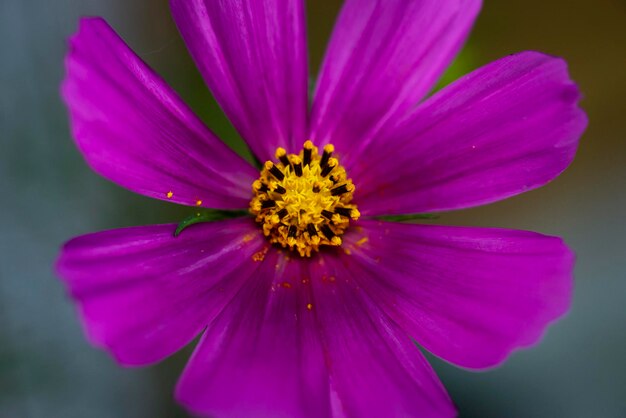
[1,1,625,417]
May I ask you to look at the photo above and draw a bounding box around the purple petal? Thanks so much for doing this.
[170,0,309,161]
[175,250,332,418]
[354,51,588,215]
[309,253,456,418]
[310,0,481,165]
[56,219,264,366]
[343,220,574,369]
[62,18,256,210]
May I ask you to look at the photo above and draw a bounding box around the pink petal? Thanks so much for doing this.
[343,220,574,369]
[56,219,264,366]
[62,18,257,209]
[175,250,332,418]
[309,253,456,418]
[170,0,309,161]
[354,51,588,215]
[311,0,481,165]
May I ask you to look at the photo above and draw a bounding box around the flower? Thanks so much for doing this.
[56,0,587,417]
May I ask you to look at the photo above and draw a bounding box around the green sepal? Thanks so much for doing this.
[375,213,440,222]
[174,210,248,237]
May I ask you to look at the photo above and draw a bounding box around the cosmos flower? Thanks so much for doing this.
[57,0,587,417]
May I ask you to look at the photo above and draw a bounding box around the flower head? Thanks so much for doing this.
[57,1,587,417]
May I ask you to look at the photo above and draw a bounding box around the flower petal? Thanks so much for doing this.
[354,51,588,215]
[311,0,481,164]
[56,219,264,366]
[170,0,309,161]
[175,250,332,418]
[62,18,256,209]
[309,253,456,418]
[344,220,574,369]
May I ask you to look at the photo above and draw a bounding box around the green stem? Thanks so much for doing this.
[174,210,249,237]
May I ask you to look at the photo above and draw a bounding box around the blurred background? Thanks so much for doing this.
[1,0,625,417]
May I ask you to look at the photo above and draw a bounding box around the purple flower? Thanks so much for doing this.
[56,1,587,417]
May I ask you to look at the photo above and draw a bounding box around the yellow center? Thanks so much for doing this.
[250,141,360,257]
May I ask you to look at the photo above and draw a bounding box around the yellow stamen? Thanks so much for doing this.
[249,141,359,257]
[275,147,287,159]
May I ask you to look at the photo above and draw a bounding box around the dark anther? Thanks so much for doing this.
[278,154,290,167]
[312,184,320,193]
[306,223,318,237]
[261,200,277,209]
[335,207,352,217]
[320,163,335,177]
[268,164,285,181]
[303,148,312,166]
[320,224,336,239]
[276,208,288,219]
[294,162,303,177]
[257,183,269,192]
[329,175,338,184]
[321,210,334,220]
[331,184,349,196]
[320,149,332,169]
[288,225,297,238]
[273,185,286,194]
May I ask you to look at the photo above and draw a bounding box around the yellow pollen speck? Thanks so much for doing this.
[282,282,292,289]
[356,237,369,246]
[344,248,352,255]
[252,247,269,262]
[242,233,255,243]
[306,303,313,310]
[166,191,173,199]
[195,199,203,206]
[249,141,359,257]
